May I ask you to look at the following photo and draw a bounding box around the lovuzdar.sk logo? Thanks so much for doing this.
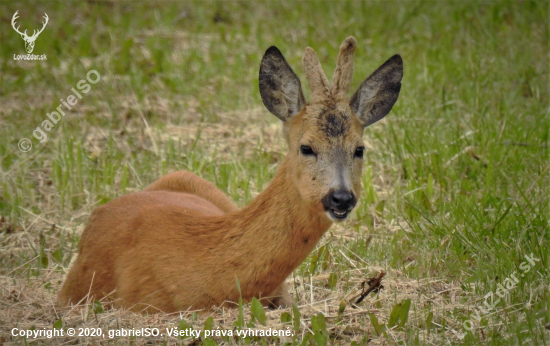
[11,10,48,60]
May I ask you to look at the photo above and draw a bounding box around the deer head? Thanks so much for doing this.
[259,37,403,221]
[11,11,49,54]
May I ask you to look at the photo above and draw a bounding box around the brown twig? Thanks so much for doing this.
[355,271,386,304]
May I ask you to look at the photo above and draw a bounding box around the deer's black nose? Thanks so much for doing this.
[329,190,356,210]
[322,190,356,219]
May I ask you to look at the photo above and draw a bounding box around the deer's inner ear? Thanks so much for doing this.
[259,46,306,122]
[350,54,403,127]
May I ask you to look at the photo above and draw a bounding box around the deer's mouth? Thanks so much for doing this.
[327,208,350,221]
[321,190,356,222]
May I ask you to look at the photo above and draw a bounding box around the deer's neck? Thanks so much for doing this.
[220,160,332,298]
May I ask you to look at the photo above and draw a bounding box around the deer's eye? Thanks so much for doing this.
[354,146,365,158]
[300,145,316,156]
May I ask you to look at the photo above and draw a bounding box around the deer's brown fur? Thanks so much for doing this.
[58,36,403,313]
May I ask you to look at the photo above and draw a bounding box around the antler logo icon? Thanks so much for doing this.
[11,11,49,54]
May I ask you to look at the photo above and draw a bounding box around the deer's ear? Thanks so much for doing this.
[350,54,403,128]
[259,46,306,122]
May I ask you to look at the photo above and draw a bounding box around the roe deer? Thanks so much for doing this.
[58,37,403,313]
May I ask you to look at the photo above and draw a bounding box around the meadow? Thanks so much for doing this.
[0,1,548,345]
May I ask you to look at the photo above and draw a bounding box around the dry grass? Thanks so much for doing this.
[1,219,471,346]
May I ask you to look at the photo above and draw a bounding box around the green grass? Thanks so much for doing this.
[0,1,548,345]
